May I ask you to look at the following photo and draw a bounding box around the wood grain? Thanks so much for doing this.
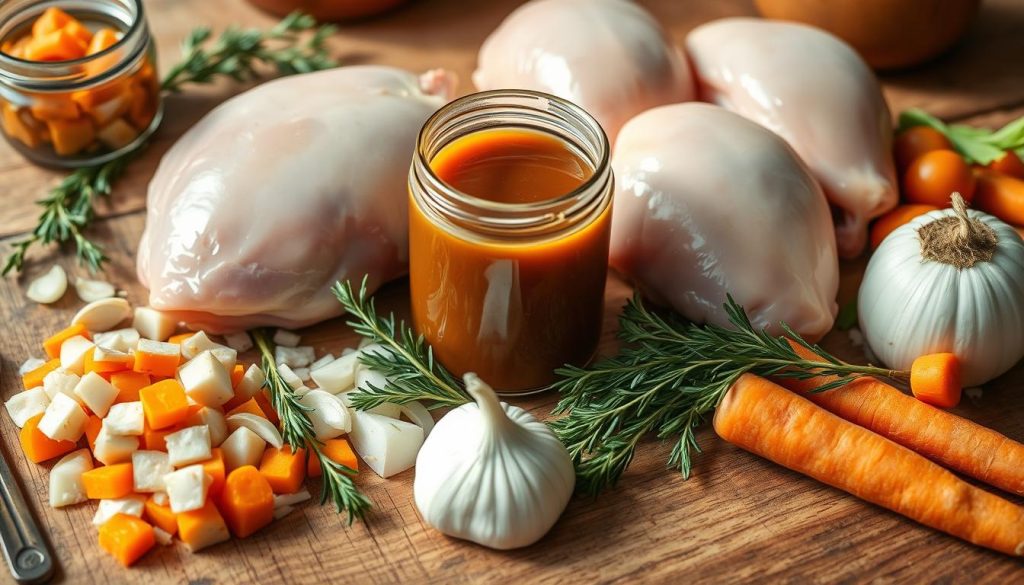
[2,0,1024,583]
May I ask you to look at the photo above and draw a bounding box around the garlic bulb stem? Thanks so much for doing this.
[464,373,511,431]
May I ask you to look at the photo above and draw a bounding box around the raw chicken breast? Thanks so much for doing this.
[686,18,897,258]
[138,66,455,332]
[611,103,839,340]
[473,0,694,143]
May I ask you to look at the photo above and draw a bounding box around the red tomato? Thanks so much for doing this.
[985,150,1024,180]
[893,126,953,171]
[903,149,975,207]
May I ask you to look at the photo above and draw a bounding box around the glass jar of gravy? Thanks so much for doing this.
[409,90,613,394]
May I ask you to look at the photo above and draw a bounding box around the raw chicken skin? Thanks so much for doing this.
[611,103,839,340]
[686,18,897,258]
[473,0,694,143]
[138,66,455,332]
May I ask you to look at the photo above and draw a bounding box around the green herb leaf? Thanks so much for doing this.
[898,108,1024,165]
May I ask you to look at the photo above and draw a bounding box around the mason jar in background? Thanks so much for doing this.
[0,0,161,168]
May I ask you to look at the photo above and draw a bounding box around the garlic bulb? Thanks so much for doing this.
[859,194,1024,386]
[414,374,575,550]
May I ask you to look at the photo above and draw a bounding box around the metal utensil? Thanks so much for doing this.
[0,446,54,584]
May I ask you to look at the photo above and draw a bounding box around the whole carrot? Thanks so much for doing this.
[715,374,1024,556]
[974,169,1024,225]
[779,340,1024,496]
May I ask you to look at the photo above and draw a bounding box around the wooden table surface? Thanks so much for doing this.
[2,0,1024,582]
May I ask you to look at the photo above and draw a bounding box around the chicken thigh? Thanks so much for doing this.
[686,18,897,258]
[611,103,839,340]
[473,0,694,143]
[137,66,455,331]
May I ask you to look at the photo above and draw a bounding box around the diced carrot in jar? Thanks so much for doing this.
[30,95,79,121]
[96,118,138,150]
[31,7,74,38]
[87,28,119,55]
[46,116,94,156]
[63,20,93,46]
[24,29,87,62]
[127,82,156,131]
[2,103,41,148]
[1,36,31,59]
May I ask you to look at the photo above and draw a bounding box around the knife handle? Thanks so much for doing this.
[0,448,54,585]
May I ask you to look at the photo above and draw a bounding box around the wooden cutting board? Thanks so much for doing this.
[2,0,1024,582]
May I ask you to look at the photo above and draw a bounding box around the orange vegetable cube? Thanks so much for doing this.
[177,501,229,552]
[87,28,119,55]
[98,514,154,567]
[111,371,151,403]
[141,421,182,451]
[127,83,156,130]
[307,439,358,478]
[31,7,74,38]
[21,358,60,389]
[25,29,87,62]
[259,445,306,495]
[226,398,266,420]
[43,323,90,358]
[84,349,130,376]
[63,20,93,46]
[29,95,80,121]
[220,466,274,538]
[2,36,31,59]
[2,103,41,148]
[139,380,189,430]
[133,340,181,378]
[84,415,102,451]
[81,463,134,499]
[167,332,194,345]
[46,117,94,156]
[143,496,178,535]
[253,390,279,426]
[19,414,77,463]
[201,448,226,498]
[230,364,245,388]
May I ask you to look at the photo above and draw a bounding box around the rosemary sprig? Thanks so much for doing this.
[332,278,471,411]
[551,295,909,496]
[3,11,338,274]
[252,329,371,523]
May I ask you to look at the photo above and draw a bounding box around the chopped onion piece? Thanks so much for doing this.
[226,413,283,449]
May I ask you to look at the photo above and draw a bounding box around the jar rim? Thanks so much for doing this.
[0,0,147,90]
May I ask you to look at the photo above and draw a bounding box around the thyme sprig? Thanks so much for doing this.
[252,329,371,523]
[551,295,909,496]
[332,278,470,411]
[3,11,338,274]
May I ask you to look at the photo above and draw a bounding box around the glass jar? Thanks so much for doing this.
[409,90,613,394]
[0,0,161,168]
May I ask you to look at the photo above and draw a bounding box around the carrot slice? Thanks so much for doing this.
[21,358,60,389]
[253,390,279,426]
[63,20,93,46]
[176,501,229,552]
[230,364,245,388]
[143,496,178,535]
[716,374,1024,557]
[82,463,134,499]
[24,29,87,62]
[910,353,962,408]
[43,323,91,359]
[46,117,95,156]
[220,465,274,538]
[98,514,155,567]
[111,371,151,403]
[2,103,41,148]
[29,95,80,121]
[307,439,357,478]
[259,446,306,494]
[139,380,189,430]
[86,28,118,55]
[31,7,74,38]
[19,413,76,463]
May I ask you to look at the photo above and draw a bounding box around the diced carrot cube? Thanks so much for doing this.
[29,95,80,121]
[24,29,87,62]
[133,342,180,378]
[43,323,91,359]
[167,333,193,345]
[84,349,130,376]
[308,439,358,478]
[19,414,76,463]
[31,7,74,38]
[220,466,274,538]
[63,20,93,46]
[259,446,306,495]
[2,36,31,59]
[139,380,189,430]
[226,398,266,420]
[111,371,150,403]
[2,103,41,148]
[82,463,134,499]
[46,117,94,156]
[143,496,177,535]
[253,390,279,426]
[141,421,182,451]
[177,501,229,552]
[201,448,226,498]
[21,358,60,389]
[127,78,157,130]
[98,514,154,567]
[87,28,119,55]
[84,415,102,451]
[230,364,245,388]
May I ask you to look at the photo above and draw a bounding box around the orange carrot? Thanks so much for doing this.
[46,117,95,156]
[21,358,60,389]
[139,380,189,430]
[201,448,226,498]
[133,340,181,378]
[98,514,154,567]
[141,421,182,451]
[176,501,229,552]
[910,353,962,408]
[219,466,274,538]
[985,150,1024,179]
[307,439,358,478]
[974,169,1024,226]
[111,371,151,403]
[259,446,306,494]
[869,204,938,249]
[82,463,134,499]
[19,413,76,463]
[230,364,245,388]
[43,323,90,358]
[226,398,266,420]
[779,341,1024,496]
[716,374,1024,556]
[31,7,74,38]
[143,496,178,535]
[84,415,102,452]
[24,29,87,62]
[253,390,280,426]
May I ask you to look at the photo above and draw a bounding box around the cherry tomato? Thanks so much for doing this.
[985,150,1024,180]
[903,149,975,206]
[893,126,953,171]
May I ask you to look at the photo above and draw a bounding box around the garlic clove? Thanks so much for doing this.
[72,297,132,333]
[226,413,283,449]
[26,265,68,304]
[74,277,116,302]
[297,390,351,441]
[398,401,434,437]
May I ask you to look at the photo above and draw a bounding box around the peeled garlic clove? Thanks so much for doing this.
[74,278,116,302]
[298,390,351,440]
[72,298,132,333]
[225,413,283,449]
[398,401,434,437]
[26,265,67,304]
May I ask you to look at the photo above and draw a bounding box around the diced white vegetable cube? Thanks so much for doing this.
[132,307,177,341]
[104,401,144,436]
[73,372,118,418]
[163,464,211,513]
[309,353,335,372]
[151,492,168,506]
[164,425,212,467]
[37,393,87,442]
[220,427,267,472]
[93,495,146,526]
[209,347,237,372]
[178,351,233,407]
[275,345,315,368]
[272,329,301,347]
[235,365,266,401]
[93,422,139,465]
[5,388,49,428]
[93,345,130,364]
[59,335,94,376]
[298,390,351,441]
[49,448,93,508]
[185,406,228,447]
[293,367,310,382]
[42,369,80,402]
[349,410,424,479]
[153,527,173,546]
[181,331,220,360]
[273,489,311,509]
[94,328,140,349]
[223,332,253,353]
[132,450,173,492]
[310,352,359,394]
[278,364,306,391]
[18,357,46,376]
